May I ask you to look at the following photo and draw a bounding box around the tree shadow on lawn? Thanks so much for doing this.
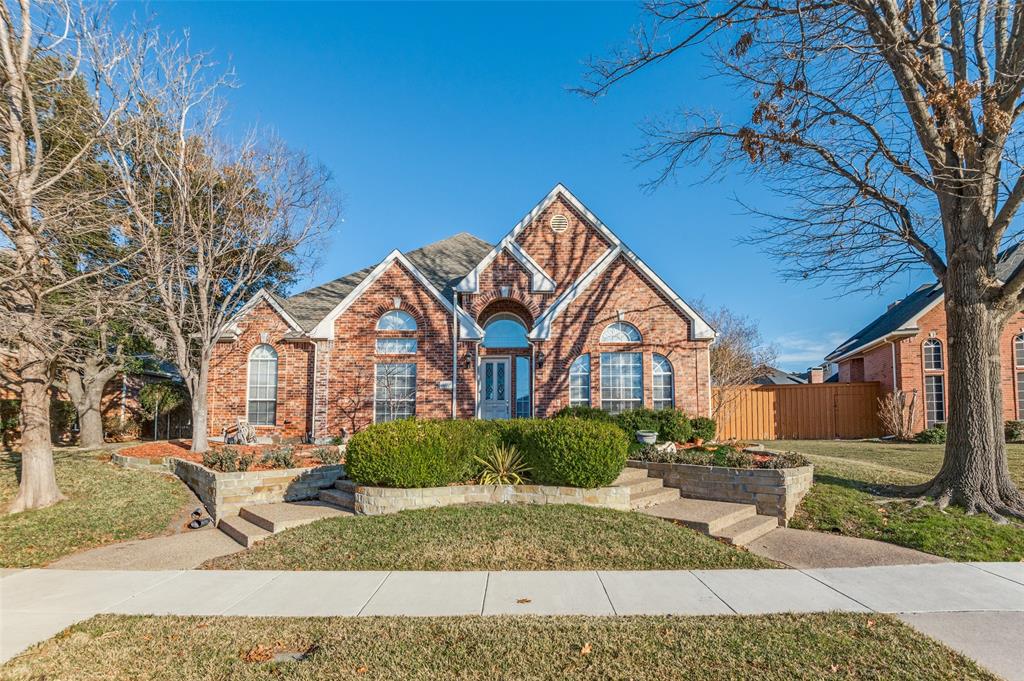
[1,450,80,485]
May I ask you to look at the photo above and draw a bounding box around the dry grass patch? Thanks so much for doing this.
[0,613,997,680]
[202,504,777,571]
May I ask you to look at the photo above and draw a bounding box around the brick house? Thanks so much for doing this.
[208,184,715,442]
[825,244,1024,431]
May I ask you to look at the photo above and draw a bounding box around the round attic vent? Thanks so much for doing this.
[550,214,569,233]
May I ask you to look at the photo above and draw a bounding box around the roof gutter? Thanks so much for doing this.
[826,330,917,364]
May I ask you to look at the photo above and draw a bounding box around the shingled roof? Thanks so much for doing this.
[278,232,493,331]
[826,242,1024,361]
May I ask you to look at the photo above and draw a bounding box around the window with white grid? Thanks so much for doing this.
[247,344,278,426]
[924,374,945,427]
[1017,334,1024,418]
[652,354,674,410]
[923,339,943,370]
[569,354,591,407]
[600,352,643,415]
[375,363,417,423]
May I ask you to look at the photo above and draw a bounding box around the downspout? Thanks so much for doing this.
[890,340,898,391]
[452,292,459,419]
[311,339,319,442]
[530,342,536,418]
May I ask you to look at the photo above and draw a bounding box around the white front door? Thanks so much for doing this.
[479,357,511,420]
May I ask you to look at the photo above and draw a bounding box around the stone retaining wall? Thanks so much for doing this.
[627,460,813,525]
[352,482,630,516]
[112,453,345,521]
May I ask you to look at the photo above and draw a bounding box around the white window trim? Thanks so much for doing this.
[652,353,674,410]
[599,351,644,414]
[373,362,417,423]
[376,310,418,332]
[375,338,418,355]
[600,321,642,344]
[568,353,592,407]
[246,344,279,426]
[922,339,943,371]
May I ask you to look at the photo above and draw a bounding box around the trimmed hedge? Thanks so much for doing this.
[690,416,716,442]
[346,419,498,488]
[346,418,628,489]
[552,405,613,422]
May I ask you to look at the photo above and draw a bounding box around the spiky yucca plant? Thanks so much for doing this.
[474,443,530,485]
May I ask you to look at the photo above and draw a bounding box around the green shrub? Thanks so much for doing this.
[614,408,662,437]
[313,446,341,465]
[202,448,250,472]
[1006,421,1024,443]
[512,418,628,488]
[654,409,693,444]
[690,416,717,442]
[759,451,811,469]
[346,419,498,488]
[475,443,530,485]
[552,405,614,422]
[915,424,947,444]
[261,446,296,470]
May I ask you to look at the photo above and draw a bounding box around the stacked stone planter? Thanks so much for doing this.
[112,453,345,521]
[627,459,813,525]
[347,482,630,516]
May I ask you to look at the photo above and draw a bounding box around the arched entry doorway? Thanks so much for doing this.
[477,303,533,420]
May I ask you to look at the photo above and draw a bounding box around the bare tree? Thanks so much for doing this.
[703,306,777,419]
[0,0,141,512]
[582,0,1024,520]
[879,390,920,440]
[103,42,340,453]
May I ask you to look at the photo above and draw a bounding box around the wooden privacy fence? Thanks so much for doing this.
[714,382,883,441]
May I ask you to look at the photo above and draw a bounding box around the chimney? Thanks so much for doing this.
[809,366,825,384]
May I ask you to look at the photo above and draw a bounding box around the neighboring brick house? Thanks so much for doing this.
[208,184,715,442]
[825,244,1024,431]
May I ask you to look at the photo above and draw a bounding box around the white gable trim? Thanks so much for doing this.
[219,289,304,341]
[825,285,945,362]
[620,248,716,340]
[309,250,484,340]
[455,183,618,293]
[456,241,556,293]
[529,247,622,340]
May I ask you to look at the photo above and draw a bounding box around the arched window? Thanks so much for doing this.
[483,314,529,348]
[652,354,674,410]
[377,310,417,331]
[569,354,591,407]
[922,338,944,427]
[923,339,943,370]
[600,321,641,344]
[247,344,278,426]
[1015,334,1024,417]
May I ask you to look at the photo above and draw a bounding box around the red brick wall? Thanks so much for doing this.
[208,300,314,440]
[529,254,711,418]
[836,300,1024,431]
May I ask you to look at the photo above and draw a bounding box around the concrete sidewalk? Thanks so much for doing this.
[2,562,1023,674]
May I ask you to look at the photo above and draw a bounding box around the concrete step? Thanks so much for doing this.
[620,477,665,495]
[712,514,779,547]
[614,467,650,485]
[219,515,272,548]
[639,497,757,534]
[319,488,355,511]
[239,501,352,533]
[334,479,359,493]
[629,487,680,510]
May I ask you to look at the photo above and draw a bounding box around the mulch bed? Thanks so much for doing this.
[118,440,329,471]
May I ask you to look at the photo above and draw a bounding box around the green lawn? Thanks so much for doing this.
[0,613,996,681]
[202,503,777,571]
[766,440,1024,562]
[0,451,191,567]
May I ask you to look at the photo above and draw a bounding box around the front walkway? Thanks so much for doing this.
[3,562,1023,675]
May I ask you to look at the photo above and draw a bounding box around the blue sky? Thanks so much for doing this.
[131,1,934,371]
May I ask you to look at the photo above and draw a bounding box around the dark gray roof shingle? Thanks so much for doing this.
[826,242,1024,360]
[278,232,493,331]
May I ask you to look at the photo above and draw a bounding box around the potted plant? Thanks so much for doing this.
[635,430,657,445]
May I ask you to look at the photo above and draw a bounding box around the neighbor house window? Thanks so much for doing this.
[374,363,416,422]
[569,354,591,407]
[924,375,945,427]
[600,321,641,344]
[1015,334,1024,417]
[923,339,943,370]
[377,310,417,331]
[652,354,674,410]
[247,344,278,426]
[601,352,643,414]
[922,338,945,427]
[375,338,417,354]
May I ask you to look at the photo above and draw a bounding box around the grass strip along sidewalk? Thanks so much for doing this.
[202,504,778,571]
[0,613,997,680]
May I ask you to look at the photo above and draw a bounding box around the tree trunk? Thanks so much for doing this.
[7,342,64,514]
[190,364,210,453]
[911,255,1024,519]
[65,370,107,449]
